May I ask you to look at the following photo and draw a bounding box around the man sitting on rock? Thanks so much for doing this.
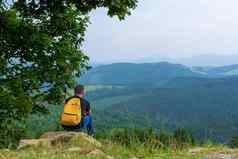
[61,84,94,135]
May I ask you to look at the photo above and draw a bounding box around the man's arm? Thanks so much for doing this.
[85,100,91,115]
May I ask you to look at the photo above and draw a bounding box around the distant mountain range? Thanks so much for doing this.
[93,54,238,67]
[80,62,238,85]
[177,54,238,66]
[81,62,238,142]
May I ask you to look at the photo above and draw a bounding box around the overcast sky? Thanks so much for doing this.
[82,0,238,64]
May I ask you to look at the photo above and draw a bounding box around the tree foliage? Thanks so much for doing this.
[13,0,137,20]
[229,135,238,148]
[0,0,137,147]
[97,127,196,150]
[174,128,195,148]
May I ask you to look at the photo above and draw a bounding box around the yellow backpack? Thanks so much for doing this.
[61,97,81,126]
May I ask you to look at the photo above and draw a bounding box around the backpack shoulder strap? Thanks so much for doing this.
[65,96,81,104]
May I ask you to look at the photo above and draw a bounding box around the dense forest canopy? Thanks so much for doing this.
[79,63,238,143]
[0,0,137,148]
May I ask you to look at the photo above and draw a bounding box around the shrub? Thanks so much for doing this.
[25,105,63,139]
[108,128,160,148]
[228,135,238,148]
[98,127,196,150]
[174,128,195,148]
[158,129,175,148]
[0,81,32,148]
[0,119,26,148]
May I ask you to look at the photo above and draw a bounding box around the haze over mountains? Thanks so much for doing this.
[91,54,238,67]
[177,54,238,66]
[81,62,238,85]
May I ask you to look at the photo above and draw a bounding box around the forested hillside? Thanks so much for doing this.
[80,62,238,85]
[80,62,204,85]
[79,62,238,143]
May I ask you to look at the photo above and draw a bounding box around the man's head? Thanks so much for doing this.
[74,84,85,97]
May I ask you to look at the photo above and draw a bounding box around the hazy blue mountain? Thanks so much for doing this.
[80,62,238,85]
[206,64,238,76]
[192,64,238,77]
[80,62,204,85]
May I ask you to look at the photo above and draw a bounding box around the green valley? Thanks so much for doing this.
[79,62,238,143]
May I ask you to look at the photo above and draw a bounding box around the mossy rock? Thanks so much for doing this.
[18,131,101,149]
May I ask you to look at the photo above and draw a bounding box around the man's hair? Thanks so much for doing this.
[74,84,84,95]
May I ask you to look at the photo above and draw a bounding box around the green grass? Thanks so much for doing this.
[0,142,204,159]
[2,140,237,159]
[2,125,238,159]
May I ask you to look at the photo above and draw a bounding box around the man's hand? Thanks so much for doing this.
[84,110,91,116]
